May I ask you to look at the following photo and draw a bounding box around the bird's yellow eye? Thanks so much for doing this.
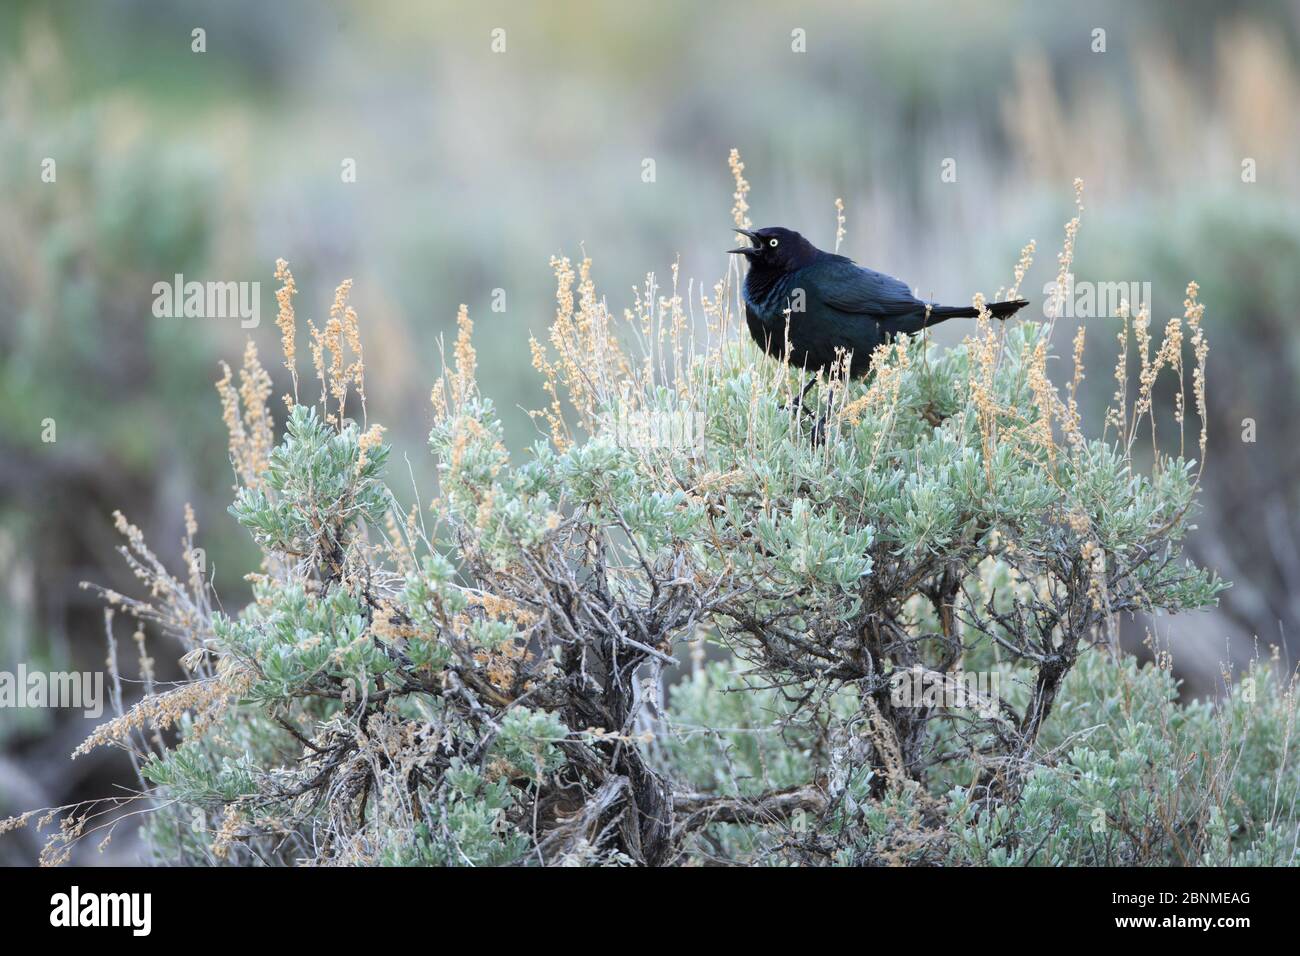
[769,238,779,247]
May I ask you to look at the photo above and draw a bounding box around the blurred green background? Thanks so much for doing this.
[2,0,1299,862]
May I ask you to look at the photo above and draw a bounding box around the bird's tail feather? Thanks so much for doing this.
[927,298,1030,322]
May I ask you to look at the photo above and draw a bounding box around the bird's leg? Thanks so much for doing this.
[780,375,819,416]
[809,410,829,447]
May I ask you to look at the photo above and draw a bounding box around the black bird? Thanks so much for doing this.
[729,226,1029,383]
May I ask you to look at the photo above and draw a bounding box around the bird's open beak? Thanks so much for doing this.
[727,227,759,256]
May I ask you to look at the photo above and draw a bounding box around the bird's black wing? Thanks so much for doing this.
[805,259,926,316]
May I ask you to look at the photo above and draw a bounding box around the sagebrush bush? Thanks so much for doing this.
[8,156,1297,867]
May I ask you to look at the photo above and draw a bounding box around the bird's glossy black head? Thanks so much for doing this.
[728,226,821,272]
